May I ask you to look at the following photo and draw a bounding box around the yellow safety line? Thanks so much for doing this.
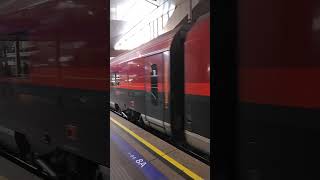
[110,117,204,180]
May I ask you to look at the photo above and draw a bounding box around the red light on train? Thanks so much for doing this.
[65,125,77,141]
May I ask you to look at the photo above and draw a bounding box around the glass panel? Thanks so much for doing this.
[150,64,158,105]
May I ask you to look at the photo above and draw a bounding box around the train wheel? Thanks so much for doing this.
[127,110,135,122]
[94,166,109,180]
[14,132,31,161]
[115,104,121,114]
[137,115,145,128]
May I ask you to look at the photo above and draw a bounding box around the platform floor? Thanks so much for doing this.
[110,112,210,180]
[0,156,40,180]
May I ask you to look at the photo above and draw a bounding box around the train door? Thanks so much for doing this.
[144,53,168,134]
[117,62,129,112]
[126,58,146,120]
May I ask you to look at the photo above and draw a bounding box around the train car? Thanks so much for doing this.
[237,0,320,179]
[0,0,109,179]
[110,13,210,156]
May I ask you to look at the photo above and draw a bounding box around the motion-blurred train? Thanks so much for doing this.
[235,0,320,179]
[0,0,109,179]
[110,13,210,155]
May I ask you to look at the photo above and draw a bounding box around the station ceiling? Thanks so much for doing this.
[110,0,171,56]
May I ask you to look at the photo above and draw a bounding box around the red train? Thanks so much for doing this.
[0,0,109,179]
[110,13,210,155]
[236,0,320,179]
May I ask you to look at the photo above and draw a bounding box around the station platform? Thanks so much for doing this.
[110,112,210,180]
[0,156,40,180]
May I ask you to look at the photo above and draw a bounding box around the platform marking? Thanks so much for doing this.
[111,117,204,180]
[111,131,167,180]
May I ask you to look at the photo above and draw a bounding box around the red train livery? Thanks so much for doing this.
[110,13,210,155]
[237,0,320,179]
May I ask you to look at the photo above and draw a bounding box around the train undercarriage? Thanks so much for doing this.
[0,133,108,180]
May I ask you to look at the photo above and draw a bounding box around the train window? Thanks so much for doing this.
[111,72,120,86]
[111,73,116,86]
[116,74,120,86]
[0,41,33,78]
[0,42,15,77]
[6,45,15,53]
[151,64,158,105]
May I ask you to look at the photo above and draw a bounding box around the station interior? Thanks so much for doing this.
[1,0,319,179]
[0,0,211,179]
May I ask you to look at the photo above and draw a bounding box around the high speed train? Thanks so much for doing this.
[235,0,320,179]
[110,13,210,155]
[0,0,109,179]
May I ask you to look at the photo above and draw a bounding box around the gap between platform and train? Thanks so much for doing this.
[110,117,204,180]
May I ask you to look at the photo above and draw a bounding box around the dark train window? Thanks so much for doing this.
[0,41,31,78]
[151,64,158,104]
[111,72,120,86]
[6,45,15,53]
[111,73,116,86]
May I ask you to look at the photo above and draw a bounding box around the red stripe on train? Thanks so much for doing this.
[185,83,210,96]
[239,67,320,108]
[111,82,210,96]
